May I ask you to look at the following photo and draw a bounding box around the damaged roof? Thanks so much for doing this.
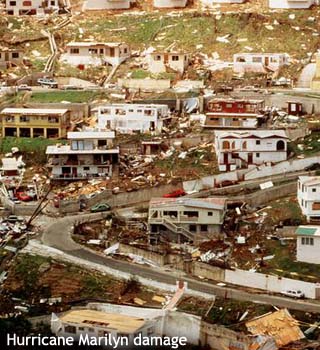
[215,130,288,139]
[245,309,304,347]
[150,197,226,210]
[0,108,69,115]
[299,176,320,187]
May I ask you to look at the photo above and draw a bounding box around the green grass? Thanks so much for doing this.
[290,132,320,156]
[29,90,107,103]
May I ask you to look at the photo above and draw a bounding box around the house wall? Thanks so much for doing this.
[297,235,320,264]
[118,78,171,91]
[225,269,317,299]
[233,54,288,73]
[148,53,188,74]
[0,50,23,68]
[204,114,258,129]
[5,0,59,15]
[83,0,131,10]
[153,0,187,8]
[297,180,320,219]
[269,0,314,9]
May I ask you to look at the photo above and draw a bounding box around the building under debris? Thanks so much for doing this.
[5,0,62,15]
[269,0,315,9]
[297,176,320,222]
[233,53,289,74]
[46,130,119,180]
[0,108,71,138]
[60,42,131,68]
[153,0,187,8]
[214,130,288,172]
[0,47,24,70]
[97,104,170,134]
[148,197,227,244]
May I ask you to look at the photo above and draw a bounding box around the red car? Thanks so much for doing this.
[16,192,32,202]
[163,189,186,198]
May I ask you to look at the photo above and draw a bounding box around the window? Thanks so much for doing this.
[12,52,19,58]
[70,48,79,54]
[124,48,128,54]
[22,0,31,6]
[64,325,76,334]
[88,328,94,333]
[171,55,179,61]
[154,55,161,61]
[78,327,84,331]
[5,116,14,122]
[312,188,317,192]
[147,327,154,336]
[9,1,16,5]
[100,48,104,54]
[252,57,262,63]
[83,166,90,171]
[20,116,30,122]
[189,225,197,232]
[183,211,199,218]
[200,225,208,232]
[89,48,98,54]
[256,140,261,145]
[71,140,84,150]
[256,153,260,158]
[302,237,314,245]
[226,103,233,109]
[242,141,247,150]
[208,212,213,216]
[48,116,59,123]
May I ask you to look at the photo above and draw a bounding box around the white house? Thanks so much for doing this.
[82,0,133,11]
[148,197,227,244]
[146,51,189,74]
[97,104,170,134]
[60,42,130,68]
[46,130,119,180]
[297,176,320,222]
[0,48,24,69]
[153,0,187,8]
[269,0,315,9]
[233,53,289,74]
[5,0,60,15]
[214,130,288,172]
[296,226,320,264]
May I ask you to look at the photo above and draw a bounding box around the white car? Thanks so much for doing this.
[281,290,304,299]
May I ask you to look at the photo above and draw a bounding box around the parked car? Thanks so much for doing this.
[17,84,32,91]
[304,163,320,171]
[16,192,33,202]
[163,189,186,198]
[90,203,111,213]
[281,290,305,299]
[37,77,58,88]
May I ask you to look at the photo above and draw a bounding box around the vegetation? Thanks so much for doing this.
[29,90,108,103]
[290,132,320,156]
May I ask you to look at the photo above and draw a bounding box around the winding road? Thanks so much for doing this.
[37,212,320,313]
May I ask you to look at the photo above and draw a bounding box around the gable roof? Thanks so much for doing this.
[215,130,288,140]
[296,226,320,237]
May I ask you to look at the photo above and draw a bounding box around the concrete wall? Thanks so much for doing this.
[192,261,225,281]
[225,269,317,299]
[118,78,171,91]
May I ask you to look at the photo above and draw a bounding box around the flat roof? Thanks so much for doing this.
[67,131,115,140]
[98,104,168,109]
[206,112,260,117]
[234,53,288,56]
[150,197,226,210]
[0,108,68,115]
[46,145,119,155]
[1,158,18,170]
[296,226,320,237]
[66,42,125,48]
[60,309,146,334]
[208,98,264,104]
[299,176,320,187]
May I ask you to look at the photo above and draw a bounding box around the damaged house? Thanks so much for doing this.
[148,197,227,244]
[60,42,130,69]
[214,130,288,172]
[146,51,190,74]
[46,130,119,180]
[203,98,265,129]
[97,104,170,134]
[233,53,289,74]
[0,47,24,69]
[153,0,188,8]
[297,176,320,222]
[5,0,62,15]
[82,0,134,10]
[0,107,71,138]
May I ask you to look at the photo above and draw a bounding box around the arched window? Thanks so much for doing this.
[277,140,285,151]
[231,141,235,149]
[222,141,230,150]
[242,141,247,150]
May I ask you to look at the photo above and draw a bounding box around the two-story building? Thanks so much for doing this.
[146,51,189,74]
[297,176,320,222]
[51,309,155,344]
[295,226,320,264]
[148,197,227,244]
[233,53,289,74]
[214,130,288,172]
[5,0,60,15]
[153,0,187,8]
[82,0,132,10]
[0,47,24,69]
[0,108,71,138]
[203,98,265,129]
[60,42,130,69]
[46,130,119,180]
[97,104,170,134]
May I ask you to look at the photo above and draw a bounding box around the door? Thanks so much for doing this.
[223,153,228,165]
[72,167,77,178]
[248,153,253,164]
[264,56,269,67]
[110,48,115,57]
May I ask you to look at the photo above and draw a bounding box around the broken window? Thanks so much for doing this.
[115,109,126,115]
[48,116,59,123]
[171,55,179,61]
[64,325,76,334]
[208,212,213,216]
[12,52,19,58]
[200,225,208,232]
[89,48,98,55]
[154,55,161,61]
[189,225,197,232]
[236,56,246,62]
[20,116,30,122]
[144,110,154,116]
[312,188,317,193]
[252,57,262,63]
[9,1,16,5]
[5,116,14,123]
[183,211,199,218]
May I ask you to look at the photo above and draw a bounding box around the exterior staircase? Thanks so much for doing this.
[160,217,194,241]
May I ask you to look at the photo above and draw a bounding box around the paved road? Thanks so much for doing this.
[40,213,320,313]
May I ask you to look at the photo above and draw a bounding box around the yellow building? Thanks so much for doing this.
[0,108,71,138]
